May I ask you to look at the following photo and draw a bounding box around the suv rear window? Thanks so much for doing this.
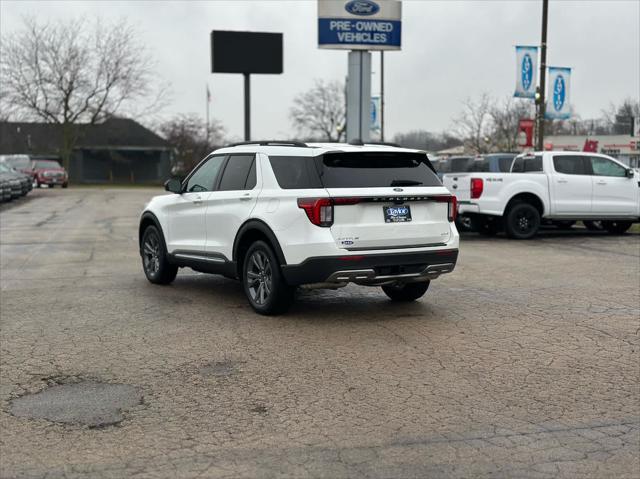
[316,152,441,188]
[269,156,323,189]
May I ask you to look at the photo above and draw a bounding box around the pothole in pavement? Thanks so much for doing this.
[199,360,243,377]
[9,380,143,427]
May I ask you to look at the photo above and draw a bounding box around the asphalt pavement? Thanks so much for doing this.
[1,187,639,478]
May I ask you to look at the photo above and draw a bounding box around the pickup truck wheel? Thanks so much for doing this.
[505,202,540,239]
[382,281,430,302]
[243,240,295,315]
[603,221,632,235]
[470,216,500,236]
[583,220,604,231]
[141,225,178,285]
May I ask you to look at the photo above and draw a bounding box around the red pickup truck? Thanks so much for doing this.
[31,160,68,188]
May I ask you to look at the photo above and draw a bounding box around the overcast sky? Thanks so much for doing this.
[2,0,639,140]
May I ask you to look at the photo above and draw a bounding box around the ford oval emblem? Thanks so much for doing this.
[553,74,565,111]
[521,53,533,91]
[345,0,380,16]
[393,187,403,192]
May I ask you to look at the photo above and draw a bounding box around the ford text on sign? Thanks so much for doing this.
[318,0,402,51]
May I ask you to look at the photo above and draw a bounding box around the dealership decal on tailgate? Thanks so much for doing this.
[383,205,412,223]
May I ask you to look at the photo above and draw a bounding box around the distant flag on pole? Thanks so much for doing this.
[514,46,538,99]
[207,85,212,103]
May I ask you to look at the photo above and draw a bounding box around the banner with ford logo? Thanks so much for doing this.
[514,46,538,99]
[318,0,402,50]
[545,67,571,120]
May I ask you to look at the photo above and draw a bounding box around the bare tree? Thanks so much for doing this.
[290,79,345,142]
[490,97,533,151]
[453,93,494,154]
[394,130,462,152]
[158,114,226,175]
[0,16,169,167]
[602,98,640,134]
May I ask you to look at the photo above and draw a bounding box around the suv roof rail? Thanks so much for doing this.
[348,138,364,146]
[227,140,308,148]
[364,141,401,147]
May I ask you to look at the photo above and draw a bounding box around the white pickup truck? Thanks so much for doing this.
[443,151,640,239]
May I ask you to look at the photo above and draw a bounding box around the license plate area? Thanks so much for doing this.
[383,205,412,223]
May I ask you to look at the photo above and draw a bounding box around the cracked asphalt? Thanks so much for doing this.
[1,188,639,478]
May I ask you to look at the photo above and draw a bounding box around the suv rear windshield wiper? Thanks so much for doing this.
[390,179,423,186]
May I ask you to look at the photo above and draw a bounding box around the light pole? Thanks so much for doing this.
[536,0,549,151]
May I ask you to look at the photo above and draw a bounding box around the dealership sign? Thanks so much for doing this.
[318,0,402,50]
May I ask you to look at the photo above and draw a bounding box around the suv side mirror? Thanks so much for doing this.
[626,168,635,178]
[164,178,182,194]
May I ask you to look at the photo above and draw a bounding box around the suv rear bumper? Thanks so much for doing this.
[281,249,459,286]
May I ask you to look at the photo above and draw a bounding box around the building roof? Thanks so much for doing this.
[0,118,170,155]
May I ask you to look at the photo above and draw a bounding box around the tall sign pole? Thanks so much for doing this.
[380,51,385,142]
[318,0,402,143]
[536,0,549,151]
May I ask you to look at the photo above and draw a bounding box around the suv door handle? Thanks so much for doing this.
[557,179,568,184]
[192,195,203,204]
[596,180,607,185]
[239,193,252,201]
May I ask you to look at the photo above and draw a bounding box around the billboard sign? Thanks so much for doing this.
[211,31,283,74]
[318,0,402,50]
[514,46,538,99]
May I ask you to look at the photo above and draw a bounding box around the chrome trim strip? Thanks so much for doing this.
[174,253,226,263]
[346,242,446,251]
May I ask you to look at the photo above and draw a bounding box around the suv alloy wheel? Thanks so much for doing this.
[141,225,178,284]
[242,241,295,315]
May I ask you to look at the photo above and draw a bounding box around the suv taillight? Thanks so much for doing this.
[470,178,484,199]
[297,198,334,227]
[434,195,457,222]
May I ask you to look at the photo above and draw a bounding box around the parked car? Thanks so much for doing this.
[435,156,474,180]
[31,159,68,188]
[0,171,23,200]
[443,151,640,238]
[0,179,13,202]
[0,155,32,175]
[0,163,31,197]
[139,141,460,315]
[468,153,517,173]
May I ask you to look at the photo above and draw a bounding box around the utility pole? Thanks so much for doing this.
[380,51,385,142]
[536,0,549,151]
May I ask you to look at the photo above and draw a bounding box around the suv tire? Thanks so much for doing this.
[141,225,178,284]
[382,281,430,302]
[243,240,295,315]
[603,221,632,235]
[505,202,540,239]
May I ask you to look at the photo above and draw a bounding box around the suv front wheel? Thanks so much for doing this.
[141,225,178,284]
[243,241,295,315]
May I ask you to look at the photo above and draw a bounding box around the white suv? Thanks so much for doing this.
[139,141,460,314]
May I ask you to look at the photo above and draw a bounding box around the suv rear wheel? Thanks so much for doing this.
[243,241,295,315]
[382,281,430,302]
[141,225,178,284]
